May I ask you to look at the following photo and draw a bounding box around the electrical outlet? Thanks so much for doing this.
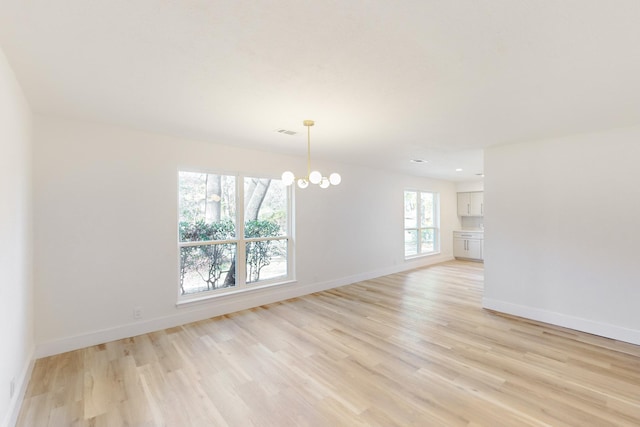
[10,378,15,399]
[133,306,142,320]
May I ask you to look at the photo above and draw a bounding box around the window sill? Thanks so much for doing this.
[404,251,441,261]
[176,279,297,307]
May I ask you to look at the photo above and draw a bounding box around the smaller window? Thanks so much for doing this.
[404,190,439,258]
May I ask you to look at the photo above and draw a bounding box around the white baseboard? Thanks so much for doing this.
[35,254,453,358]
[2,349,34,427]
[482,297,640,346]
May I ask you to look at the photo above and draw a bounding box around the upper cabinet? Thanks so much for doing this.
[457,191,484,217]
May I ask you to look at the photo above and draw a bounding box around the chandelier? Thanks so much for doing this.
[281,120,341,189]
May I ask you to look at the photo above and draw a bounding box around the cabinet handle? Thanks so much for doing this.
[481,203,483,215]
[467,204,470,214]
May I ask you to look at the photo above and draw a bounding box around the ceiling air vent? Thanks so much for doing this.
[276,129,297,135]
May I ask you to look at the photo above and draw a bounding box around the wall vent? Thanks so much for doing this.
[276,129,297,135]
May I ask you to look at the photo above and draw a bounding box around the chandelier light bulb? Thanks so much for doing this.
[309,170,322,184]
[319,177,330,189]
[329,172,341,186]
[281,171,295,186]
[297,178,309,189]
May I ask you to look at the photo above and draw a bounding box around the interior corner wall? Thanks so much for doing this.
[32,115,458,357]
[0,47,34,427]
[483,126,640,345]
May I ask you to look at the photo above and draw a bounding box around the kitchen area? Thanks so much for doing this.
[454,189,484,262]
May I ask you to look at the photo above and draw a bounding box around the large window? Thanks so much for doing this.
[178,171,291,299]
[404,190,439,258]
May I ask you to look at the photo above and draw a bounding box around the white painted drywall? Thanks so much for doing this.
[456,180,484,192]
[0,47,34,427]
[33,116,458,356]
[483,126,640,344]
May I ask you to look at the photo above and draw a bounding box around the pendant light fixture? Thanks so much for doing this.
[281,120,341,189]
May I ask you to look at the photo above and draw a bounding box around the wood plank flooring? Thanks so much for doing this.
[17,261,640,426]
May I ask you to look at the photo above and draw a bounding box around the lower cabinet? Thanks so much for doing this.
[453,231,483,261]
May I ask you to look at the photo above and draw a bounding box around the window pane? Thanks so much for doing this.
[244,177,287,238]
[179,172,236,242]
[404,191,417,228]
[246,239,287,284]
[421,192,434,227]
[180,243,236,295]
[420,229,435,253]
[404,229,418,257]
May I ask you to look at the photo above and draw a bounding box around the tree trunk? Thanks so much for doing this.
[223,261,236,287]
[245,178,271,221]
[204,174,222,223]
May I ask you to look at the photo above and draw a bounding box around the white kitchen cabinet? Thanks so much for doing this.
[453,231,483,261]
[457,192,484,217]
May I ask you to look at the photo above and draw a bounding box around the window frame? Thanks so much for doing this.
[404,189,440,259]
[177,169,294,303]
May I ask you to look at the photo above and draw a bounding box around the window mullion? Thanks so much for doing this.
[180,239,238,247]
[236,174,247,287]
[417,191,422,254]
[287,185,294,280]
[245,236,289,243]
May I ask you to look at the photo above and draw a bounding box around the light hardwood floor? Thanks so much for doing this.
[17,261,640,426]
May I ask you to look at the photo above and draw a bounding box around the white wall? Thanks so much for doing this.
[456,180,484,192]
[483,126,640,345]
[0,47,34,427]
[33,116,458,356]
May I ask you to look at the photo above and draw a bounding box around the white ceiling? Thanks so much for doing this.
[2,1,640,181]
